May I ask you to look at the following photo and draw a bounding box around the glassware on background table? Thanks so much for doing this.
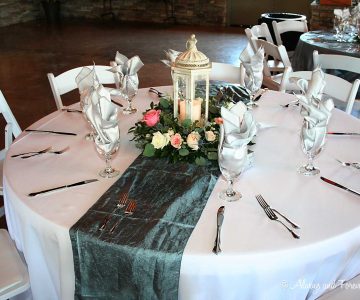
[218,144,248,201]
[95,136,120,178]
[334,16,347,42]
[298,120,326,176]
[121,75,139,115]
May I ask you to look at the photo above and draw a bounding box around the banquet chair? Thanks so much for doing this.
[0,229,30,300]
[272,20,308,58]
[0,90,21,218]
[245,23,274,52]
[210,62,245,85]
[47,65,117,110]
[252,38,292,91]
[313,50,360,114]
[282,70,359,114]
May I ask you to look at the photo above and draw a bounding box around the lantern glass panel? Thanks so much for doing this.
[176,74,188,100]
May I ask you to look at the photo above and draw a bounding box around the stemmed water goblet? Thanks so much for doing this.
[298,120,326,176]
[95,136,120,178]
[218,142,248,201]
[121,75,139,115]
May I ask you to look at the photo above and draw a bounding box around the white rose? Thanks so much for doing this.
[151,131,169,149]
[186,131,201,150]
[167,129,174,136]
[205,131,216,142]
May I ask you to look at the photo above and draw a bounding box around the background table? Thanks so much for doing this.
[292,30,360,71]
[4,88,360,300]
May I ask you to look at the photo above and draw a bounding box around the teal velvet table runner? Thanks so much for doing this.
[69,156,219,299]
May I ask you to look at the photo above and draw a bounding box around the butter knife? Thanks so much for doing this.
[25,129,77,136]
[212,206,225,255]
[320,176,360,197]
[28,179,98,197]
[327,132,360,136]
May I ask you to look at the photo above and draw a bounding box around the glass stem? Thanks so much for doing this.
[226,179,236,197]
[105,153,112,174]
[307,156,314,171]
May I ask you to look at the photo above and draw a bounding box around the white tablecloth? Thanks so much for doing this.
[4,88,360,300]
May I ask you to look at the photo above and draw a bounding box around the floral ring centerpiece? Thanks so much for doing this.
[129,34,252,166]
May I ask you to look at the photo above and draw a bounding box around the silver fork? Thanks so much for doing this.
[336,159,360,170]
[20,147,53,159]
[255,195,300,239]
[21,146,69,158]
[125,200,136,215]
[11,146,52,158]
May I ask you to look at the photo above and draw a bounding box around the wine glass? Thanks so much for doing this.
[95,136,120,178]
[218,143,248,201]
[334,16,344,42]
[121,75,139,115]
[298,120,326,176]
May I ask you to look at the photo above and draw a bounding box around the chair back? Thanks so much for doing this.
[210,62,244,85]
[313,50,360,74]
[0,229,30,300]
[0,91,21,138]
[245,23,274,52]
[272,20,308,46]
[283,70,360,114]
[48,65,117,110]
[252,38,292,91]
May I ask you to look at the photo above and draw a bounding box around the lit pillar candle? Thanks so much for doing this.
[179,98,202,122]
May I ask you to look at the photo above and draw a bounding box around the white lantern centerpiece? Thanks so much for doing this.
[172,34,212,124]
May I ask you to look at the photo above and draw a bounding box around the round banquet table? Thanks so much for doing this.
[292,30,360,72]
[4,87,360,300]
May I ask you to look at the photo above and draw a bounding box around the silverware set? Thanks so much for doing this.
[149,87,166,97]
[336,159,360,170]
[99,193,137,233]
[255,194,300,239]
[212,206,225,255]
[25,129,77,136]
[12,146,69,159]
[61,108,82,113]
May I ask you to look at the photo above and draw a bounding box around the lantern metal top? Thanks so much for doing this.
[174,34,211,69]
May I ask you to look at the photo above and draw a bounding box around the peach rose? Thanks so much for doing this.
[214,117,223,125]
[170,133,183,149]
[143,109,161,127]
[205,131,216,142]
[186,131,201,150]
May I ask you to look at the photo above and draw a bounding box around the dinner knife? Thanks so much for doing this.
[25,129,77,136]
[320,176,360,197]
[28,179,98,197]
[212,206,225,255]
[327,132,360,136]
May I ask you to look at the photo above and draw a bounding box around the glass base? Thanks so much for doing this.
[298,164,320,176]
[85,132,95,141]
[122,107,137,115]
[246,101,258,109]
[99,168,120,178]
[219,190,242,202]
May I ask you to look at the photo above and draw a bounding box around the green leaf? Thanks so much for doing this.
[195,157,206,166]
[207,152,218,160]
[179,148,189,156]
[143,143,155,157]
[182,119,192,128]
[160,98,170,108]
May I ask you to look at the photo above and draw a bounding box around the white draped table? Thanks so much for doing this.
[4,88,360,300]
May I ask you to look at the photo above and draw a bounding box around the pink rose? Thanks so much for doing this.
[143,109,161,127]
[170,133,183,149]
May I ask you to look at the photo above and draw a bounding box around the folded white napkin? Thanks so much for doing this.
[85,85,120,154]
[220,101,257,147]
[161,49,181,67]
[108,51,144,98]
[334,8,350,19]
[75,66,100,109]
[239,47,264,94]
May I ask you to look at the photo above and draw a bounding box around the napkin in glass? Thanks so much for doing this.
[85,84,120,154]
[219,101,257,171]
[239,46,264,94]
[108,51,144,98]
[161,49,181,67]
[75,66,100,109]
[334,8,350,19]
